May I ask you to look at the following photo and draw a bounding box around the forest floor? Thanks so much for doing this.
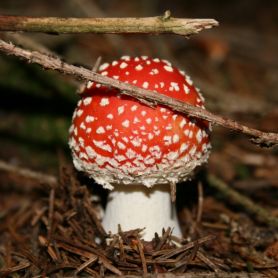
[0,0,277,277]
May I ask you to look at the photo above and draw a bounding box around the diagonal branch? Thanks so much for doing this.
[0,12,218,36]
[0,159,57,188]
[0,39,277,147]
[207,175,278,229]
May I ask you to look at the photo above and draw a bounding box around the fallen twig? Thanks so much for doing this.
[1,32,56,55]
[0,261,31,276]
[0,159,57,187]
[196,182,204,224]
[74,255,98,275]
[154,235,215,259]
[196,251,219,273]
[47,189,55,240]
[154,227,172,251]
[0,40,277,146]
[136,238,148,275]
[104,274,267,278]
[207,175,278,229]
[0,12,217,36]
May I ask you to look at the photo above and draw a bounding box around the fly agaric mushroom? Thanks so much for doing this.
[69,56,211,240]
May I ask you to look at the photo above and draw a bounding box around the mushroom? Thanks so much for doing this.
[69,56,211,240]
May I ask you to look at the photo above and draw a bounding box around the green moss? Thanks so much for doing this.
[0,55,77,103]
[246,261,254,273]
[235,164,251,179]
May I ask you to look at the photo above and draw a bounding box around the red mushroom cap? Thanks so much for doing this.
[69,56,211,189]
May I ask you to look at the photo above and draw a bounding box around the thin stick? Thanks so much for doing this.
[155,235,215,259]
[154,227,172,251]
[0,159,57,187]
[0,12,218,36]
[47,188,55,240]
[2,33,56,56]
[92,56,102,73]
[196,251,219,273]
[207,175,278,229]
[0,40,277,147]
[0,262,31,275]
[196,182,204,224]
[84,273,272,278]
[74,255,98,275]
[136,238,148,275]
[38,236,59,262]
[78,56,102,93]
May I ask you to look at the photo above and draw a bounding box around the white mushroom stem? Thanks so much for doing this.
[102,184,182,241]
